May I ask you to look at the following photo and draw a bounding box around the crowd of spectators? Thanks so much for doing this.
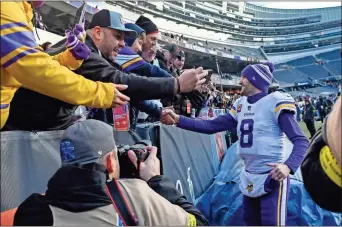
[2,2,212,225]
[323,79,341,88]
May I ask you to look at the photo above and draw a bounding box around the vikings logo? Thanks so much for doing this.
[246,181,253,193]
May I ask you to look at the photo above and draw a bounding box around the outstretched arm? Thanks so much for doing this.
[279,111,309,174]
[162,109,237,134]
[178,114,237,134]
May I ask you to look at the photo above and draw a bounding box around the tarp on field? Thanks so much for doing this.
[195,142,342,226]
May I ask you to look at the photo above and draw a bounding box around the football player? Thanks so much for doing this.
[161,62,309,226]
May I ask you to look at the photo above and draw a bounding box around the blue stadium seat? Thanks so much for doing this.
[287,56,315,67]
[295,64,329,79]
[273,70,304,84]
[317,49,341,61]
[326,59,342,75]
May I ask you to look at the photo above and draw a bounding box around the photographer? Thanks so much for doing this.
[14,120,208,226]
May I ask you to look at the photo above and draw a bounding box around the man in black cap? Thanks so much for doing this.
[5,9,207,131]
[13,119,209,226]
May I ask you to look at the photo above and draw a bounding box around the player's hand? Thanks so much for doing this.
[128,146,161,182]
[111,84,130,108]
[161,108,180,125]
[160,108,176,125]
[266,163,291,182]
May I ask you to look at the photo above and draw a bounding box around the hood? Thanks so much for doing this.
[44,163,111,212]
[23,2,34,30]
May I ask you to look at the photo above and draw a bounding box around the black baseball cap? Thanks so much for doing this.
[88,9,137,38]
[60,120,116,166]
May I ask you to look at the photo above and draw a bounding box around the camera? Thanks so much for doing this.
[117,140,151,178]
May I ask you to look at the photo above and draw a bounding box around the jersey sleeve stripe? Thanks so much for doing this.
[121,56,144,69]
[0,22,28,30]
[1,31,37,59]
[230,109,237,120]
[123,60,145,73]
[1,26,29,36]
[274,104,296,113]
[0,104,9,109]
[3,48,38,68]
[275,101,295,107]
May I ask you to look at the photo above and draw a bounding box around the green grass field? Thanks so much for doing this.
[299,121,322,139]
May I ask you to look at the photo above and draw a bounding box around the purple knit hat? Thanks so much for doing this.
[241,62,275,93]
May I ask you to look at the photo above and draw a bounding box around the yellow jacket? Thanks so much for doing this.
[52,48,84,71]
[0,2,114,129]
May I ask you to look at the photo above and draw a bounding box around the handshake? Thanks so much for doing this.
[160,108,180,126]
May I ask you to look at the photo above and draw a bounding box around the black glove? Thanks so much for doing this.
[301,117,342,212]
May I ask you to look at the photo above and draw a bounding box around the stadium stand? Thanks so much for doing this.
[317,49,341,60]
[287,56,316,67]
[273,70,305,84]
[327,60,342,75]
[296,64,330,79]
[305,86,339,94]
[106,1,341,54]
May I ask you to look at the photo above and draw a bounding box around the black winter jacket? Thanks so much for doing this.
[303,103,316,122]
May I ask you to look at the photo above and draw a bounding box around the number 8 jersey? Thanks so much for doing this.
[229,91,296,174]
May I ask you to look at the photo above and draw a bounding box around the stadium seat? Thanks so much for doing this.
[317,49,341,61]
[273,69,305,84]
[296,64,330,79]
[287,56,315,67]
[326,60,342,75]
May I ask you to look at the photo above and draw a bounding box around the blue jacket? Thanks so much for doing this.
[115,46,171,78]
